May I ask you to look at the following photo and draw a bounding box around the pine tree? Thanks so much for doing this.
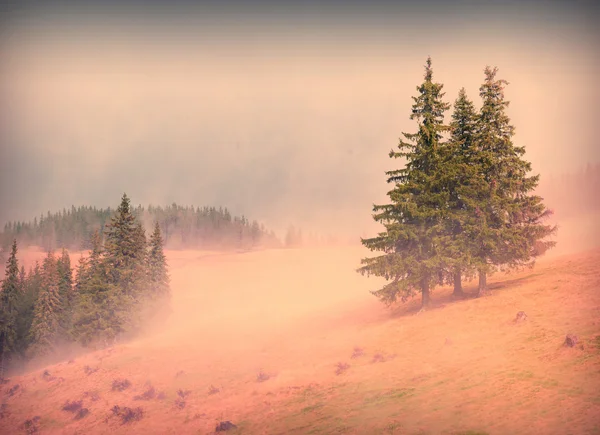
[71,230,124,347]
[147,222,170,299]
[57,249,74,336]
[471,66,556,294]
[144,222,171,325]
[29,251,62,357]
[104,194,147,299]
[358,57,451,309]
[1,240,21,366]
[442,88,481,297]
[15,264,42,355]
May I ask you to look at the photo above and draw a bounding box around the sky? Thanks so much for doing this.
[1,0,599,237]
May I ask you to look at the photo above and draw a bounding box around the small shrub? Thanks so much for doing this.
[112,378,131,392]
[112,405,144,424]
[372,353,385,363]
[515,311,528,322]
[74,408,90,420]
[23,416,41,435]
[83,391,100,402]
[371,353,396,363]
[351,347,365,359]
[216,421,238,432]
[174,397,186,409]
[177,389,191,399]
[134,386,156,401]
[175,370,185,377]
[7,384,20,397]
[564,334,579,347]
[0,403,8,419]
[208,385,220,395]
[42,370,55,381]
[256,370,270,382]
[335,362,350,375]
[84,366,99,376]
[62,400,83,413]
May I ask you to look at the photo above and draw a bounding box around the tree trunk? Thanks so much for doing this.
[477,270,487,297]
[452,269,464,297]
[421,278,430,309]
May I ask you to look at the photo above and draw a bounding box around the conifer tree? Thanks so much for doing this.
[358,57,451,308]
[29,251,62,356]
[16,264,42,355]
[143,222,171,325]
[71,230,124,347]
[0,240,20,358]
[104,194,147,299]
[147,222,170,299]
[442,88,481,297]
[57,249,74,336]
[470,67,556,294]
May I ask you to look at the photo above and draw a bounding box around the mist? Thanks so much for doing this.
[1,0,599,240]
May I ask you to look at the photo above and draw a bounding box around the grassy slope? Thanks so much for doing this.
[1,247,599,435]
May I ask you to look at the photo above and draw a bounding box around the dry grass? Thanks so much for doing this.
[1,246,599,434]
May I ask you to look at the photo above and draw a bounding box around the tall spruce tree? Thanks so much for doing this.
[0,240,20,359]
[358,57,451,309]
[57,249,74,336]
[442,88,481,297]
[29,251,62,356]
[471,67,556,294]
[143,222,171,326]
[104,194,147,299]
[16,264,42,355]
[147,222,170,299]
[71,230,124,347]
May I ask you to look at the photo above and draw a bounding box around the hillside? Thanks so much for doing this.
[1,246,599,435]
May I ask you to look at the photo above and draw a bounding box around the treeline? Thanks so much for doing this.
[359,58,556,308]
[0,203,281,253]
[0,194,171,373]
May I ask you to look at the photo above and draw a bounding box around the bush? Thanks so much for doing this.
[112,379,131,392]
[62,400,83,413]
[335,362,350,375]
[111,405,144,424]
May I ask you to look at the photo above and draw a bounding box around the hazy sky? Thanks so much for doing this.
[1,0,599,237]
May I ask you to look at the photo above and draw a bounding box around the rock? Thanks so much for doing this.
[216,421,237,432]
[515,311,527,322]
[564,334,579,347]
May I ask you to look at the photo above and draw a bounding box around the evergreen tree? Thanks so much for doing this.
[471,66,556,294]
[0,240,20,359]
[147,222,170,299]
[71,230,124,347]
[57,249,74,336]
[442,88,481,297]
[358,57,451,309]
[143,222,171,325]
[29,251,62,356]
[15,264,42,355]
[104,194,147,299]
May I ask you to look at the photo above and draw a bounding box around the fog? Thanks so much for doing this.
[0,0,599,240]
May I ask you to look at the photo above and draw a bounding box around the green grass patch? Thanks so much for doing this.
[363,388,416,407]
[301,403,325,414]
[507,370,534,380]
[536,378,559,388]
